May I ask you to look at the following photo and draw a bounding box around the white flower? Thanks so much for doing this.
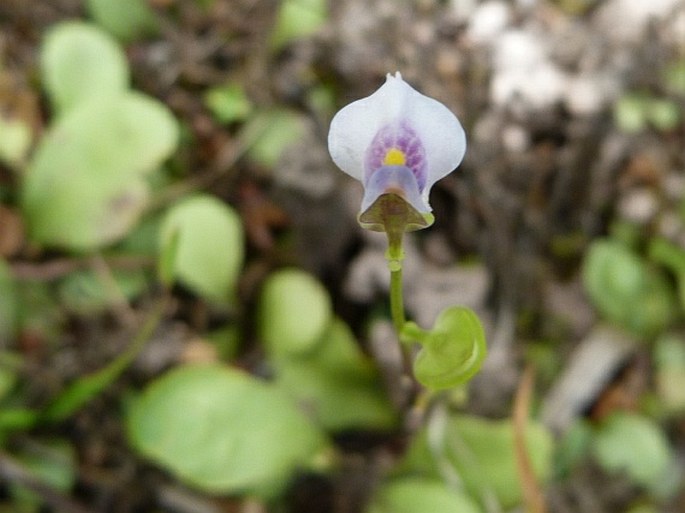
[328,72,466,231]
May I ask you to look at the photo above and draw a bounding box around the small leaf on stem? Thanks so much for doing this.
[403,306,486,391]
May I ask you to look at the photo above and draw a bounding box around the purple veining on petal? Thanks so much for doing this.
[364,120,427,190]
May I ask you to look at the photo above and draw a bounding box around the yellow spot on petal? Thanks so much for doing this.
[383,148,406,166]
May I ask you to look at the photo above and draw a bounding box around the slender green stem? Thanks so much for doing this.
[390,266,406,334]
[385,223,406,334]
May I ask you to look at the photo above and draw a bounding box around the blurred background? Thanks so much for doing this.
[0,0,684,512]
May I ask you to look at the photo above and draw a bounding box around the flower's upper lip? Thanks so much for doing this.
[329,72,465,186]
[327,71,466,231]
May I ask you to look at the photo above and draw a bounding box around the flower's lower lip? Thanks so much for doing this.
[361,165,427,214]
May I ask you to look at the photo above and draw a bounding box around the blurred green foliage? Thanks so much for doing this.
[654,335,685,413]
[401,414,554,510]
[127,364,328,498]
[204,83,254,125]
[583,239,676,338]
[614,60,684,133]
[270,0,328,51]
[366,477,481,513]
[580,207,685,505]
[0,262,17,344]
[23,21,178,250]
[259,268,333,356]
[592,412,676,496]
[259,269,396,430]
[86,0,159,42]
[10,440,76,513]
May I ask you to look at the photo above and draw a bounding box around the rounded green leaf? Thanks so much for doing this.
[614,93,648,133]
[593,412,672,490]
[408,307,487,390]
[583,239,676,337]
[270,0,328,51]
[41,21,129,113]
[258,269,332,355]
[0,115,32,167]
[204,83,253,124]
[654,335,685,412]
[159,195,244,302]
[366,478,481,513]
[22,92,178,250]
[127,364,326,497]
[245,109,307,168]
[647,98,681,132]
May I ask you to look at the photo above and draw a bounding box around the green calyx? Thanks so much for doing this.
[358,193,434,234]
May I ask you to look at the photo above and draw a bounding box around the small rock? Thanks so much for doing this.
[543,278,596,338]
[467,0,511,45]
[616,188,659,225]
[656,211,683,240]
[541,326,638,433]
[564,74,612,116]
[501,123,530,152]
[594,0,681,44]
[405,262,490,329]
[661,171,685,202]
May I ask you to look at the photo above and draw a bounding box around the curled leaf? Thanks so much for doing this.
[403,306,486,390]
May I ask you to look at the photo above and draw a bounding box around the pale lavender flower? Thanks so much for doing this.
[328,72,466,232]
